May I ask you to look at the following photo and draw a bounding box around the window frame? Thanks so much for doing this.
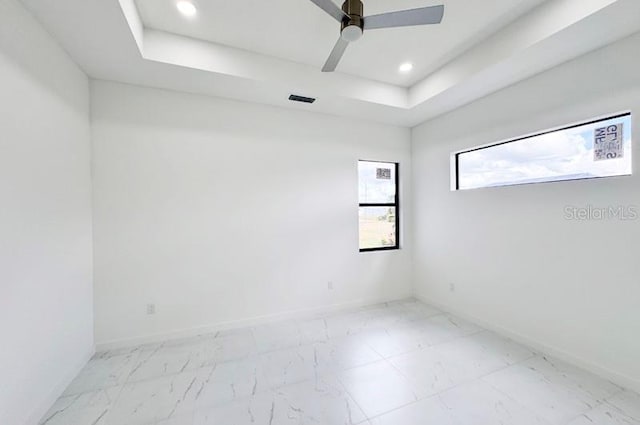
[358,160,400,253]
[453,112,632,191]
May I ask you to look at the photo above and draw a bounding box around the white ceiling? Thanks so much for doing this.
[135,0,546,86]
[17,0,640,127]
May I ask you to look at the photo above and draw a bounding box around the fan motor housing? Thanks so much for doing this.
[341,0,363,18]
[341,0,364,41]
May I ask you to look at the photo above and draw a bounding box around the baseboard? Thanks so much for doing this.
[24,346,95,425]
[96,294,413,352]
[415,293,640,394]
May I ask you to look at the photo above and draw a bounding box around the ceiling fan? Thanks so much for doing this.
[309,0,445,72]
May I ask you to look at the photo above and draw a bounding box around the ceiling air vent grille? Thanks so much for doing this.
[289,94,316,104]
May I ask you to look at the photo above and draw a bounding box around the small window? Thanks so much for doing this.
[358,161,399,252]
[454,113,632,190]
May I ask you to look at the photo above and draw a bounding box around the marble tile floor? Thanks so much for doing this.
[39,299,640,425]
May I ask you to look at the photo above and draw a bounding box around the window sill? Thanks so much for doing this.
[359,246,400,253]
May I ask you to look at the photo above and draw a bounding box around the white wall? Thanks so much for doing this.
[91,81,412,348]
[412,33,640,392]
[0,0,94,424]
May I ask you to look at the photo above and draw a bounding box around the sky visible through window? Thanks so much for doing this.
[457,115,632,190]
[359,161,396,204]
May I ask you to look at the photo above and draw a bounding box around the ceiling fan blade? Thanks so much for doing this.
[308,0,349,22]
[364,5,444,30]
[322,37,349,72]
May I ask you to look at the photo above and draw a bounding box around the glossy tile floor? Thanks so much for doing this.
[41,299,640,425]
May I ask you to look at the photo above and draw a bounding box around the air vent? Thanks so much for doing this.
[289,94,316,104]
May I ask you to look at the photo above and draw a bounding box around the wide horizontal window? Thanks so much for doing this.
[455,113,632,190]
[358,161,399,252]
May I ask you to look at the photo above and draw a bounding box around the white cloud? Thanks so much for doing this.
[458,117,632,190]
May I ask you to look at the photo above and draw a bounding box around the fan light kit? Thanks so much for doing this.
[176,1,197,17]
[309,0,444,72]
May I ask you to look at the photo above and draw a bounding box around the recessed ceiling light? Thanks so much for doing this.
[399,62,413,73]
[177,1,197,17]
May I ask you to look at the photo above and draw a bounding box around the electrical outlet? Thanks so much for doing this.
[328,281,334,290]
[146,304,156,315]
[449,283,456,293]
